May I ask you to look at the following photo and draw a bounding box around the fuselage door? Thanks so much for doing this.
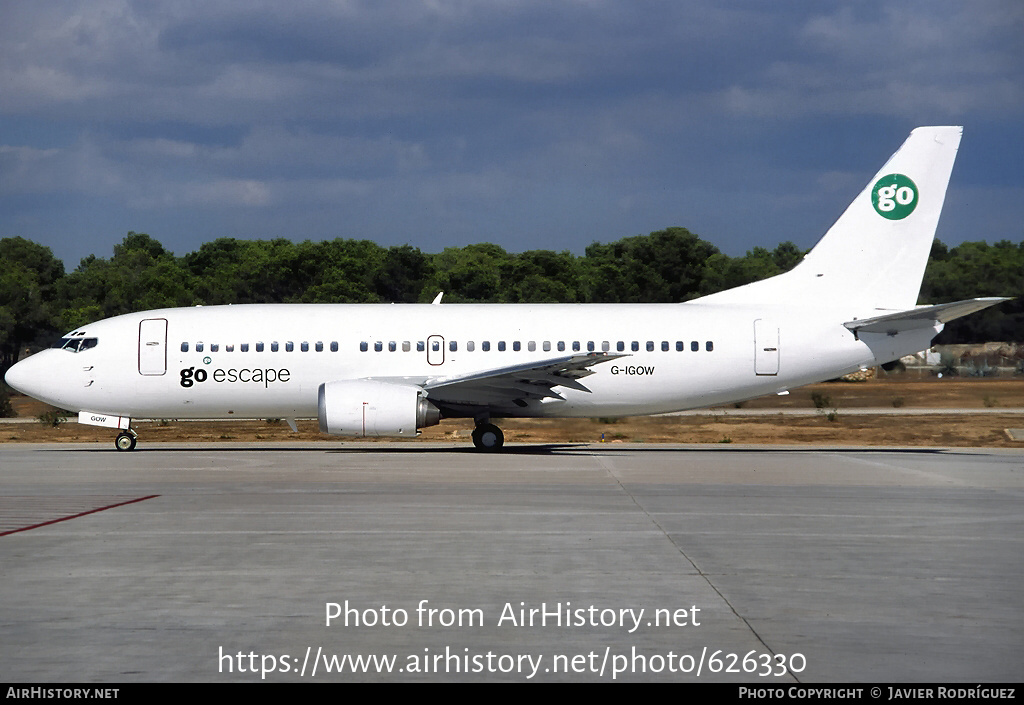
[139,318,168,376]
[426,335,445,366]
[754,319,779,376]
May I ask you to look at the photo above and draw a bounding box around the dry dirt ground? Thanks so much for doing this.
[5,377,1024,448]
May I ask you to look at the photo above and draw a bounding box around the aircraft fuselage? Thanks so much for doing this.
[10,302,934,421]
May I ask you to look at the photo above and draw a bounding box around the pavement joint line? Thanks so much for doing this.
[584,446,800,683]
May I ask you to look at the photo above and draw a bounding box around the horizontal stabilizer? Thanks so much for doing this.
[843,297,1010,335]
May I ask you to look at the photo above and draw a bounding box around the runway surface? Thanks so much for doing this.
[1,442,1021,682]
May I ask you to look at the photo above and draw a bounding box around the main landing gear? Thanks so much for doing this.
[471,422,504,452]
[114,429,138,452]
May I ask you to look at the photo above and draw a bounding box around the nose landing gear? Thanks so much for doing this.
[115,429,138,452]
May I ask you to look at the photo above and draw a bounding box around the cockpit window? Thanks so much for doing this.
[52,337,99,353]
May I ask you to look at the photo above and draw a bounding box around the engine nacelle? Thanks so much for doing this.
[317,380,440,437]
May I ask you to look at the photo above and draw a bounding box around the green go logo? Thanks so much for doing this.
[872,173,918,220]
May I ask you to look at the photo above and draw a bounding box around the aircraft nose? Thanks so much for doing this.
[5,357,30,394]
[4,354,47,399]
[5,351,82,411]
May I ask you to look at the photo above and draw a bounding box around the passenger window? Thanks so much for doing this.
[498,341,506,351]
[271,342,279,352]
[241,343,250,352]
[467,341,475,352]
[210,343,219,352]
[432,341,440,352]
[286,342,294,352]
[646,341,654,352]
[513,341,521,351]
[543,341,551,352]
[602,341,610,352]
[417,341,425,352]
[691,341,699,352]
[181,342,189,353]
[706,341,714,352]
[482,341,490,352]
[226,344,234,352]
[196,342,204,353]
[557,341,565,352]
[528,341,535,352]
[676,341,684,352]
[449,341,457,352]
[572,341,580,352]
[617,341,624,352]
[316,341,324,352]
[360,342,368,352]
[662,341,669,352]
[375,342,383,352]
[389,341,397,352]
[331,342,339,352]
[402,341,411,352]
[301,342,309,352]
[632,341,639,352]
[587,341,595,352]
[256,342,264,352]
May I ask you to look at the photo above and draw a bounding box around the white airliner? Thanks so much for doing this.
[4,126,1007,451]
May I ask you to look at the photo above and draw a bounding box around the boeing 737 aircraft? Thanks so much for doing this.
[4,126,1008,451]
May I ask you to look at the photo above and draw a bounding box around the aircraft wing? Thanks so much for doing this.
[421,352,627,406]
[844,297,1010,335]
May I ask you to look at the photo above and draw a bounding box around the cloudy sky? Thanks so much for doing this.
[2,0,1022,266]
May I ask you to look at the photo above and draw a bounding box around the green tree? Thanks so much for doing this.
[377,244,434,303]
[772,241,804,272]
[0,381,13,417]
[582,227,720,302]
[506,249,581,303]
[186,238,300,304]
[699,246,780,296]
[922,239,1024,343]
[58,233,197,328]
[427,244,515,302]
[0,237,66,370]
[298,239,388,303]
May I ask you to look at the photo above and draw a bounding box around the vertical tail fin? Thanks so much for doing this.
[698,126,963,310]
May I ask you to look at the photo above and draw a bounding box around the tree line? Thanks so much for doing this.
[2,230,1022,374]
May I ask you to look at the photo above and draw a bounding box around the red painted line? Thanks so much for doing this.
[0,495,160,537]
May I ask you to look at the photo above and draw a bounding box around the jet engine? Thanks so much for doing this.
[317,380,440,437]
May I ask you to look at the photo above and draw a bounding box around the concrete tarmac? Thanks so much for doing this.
[1,442,1021,682]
